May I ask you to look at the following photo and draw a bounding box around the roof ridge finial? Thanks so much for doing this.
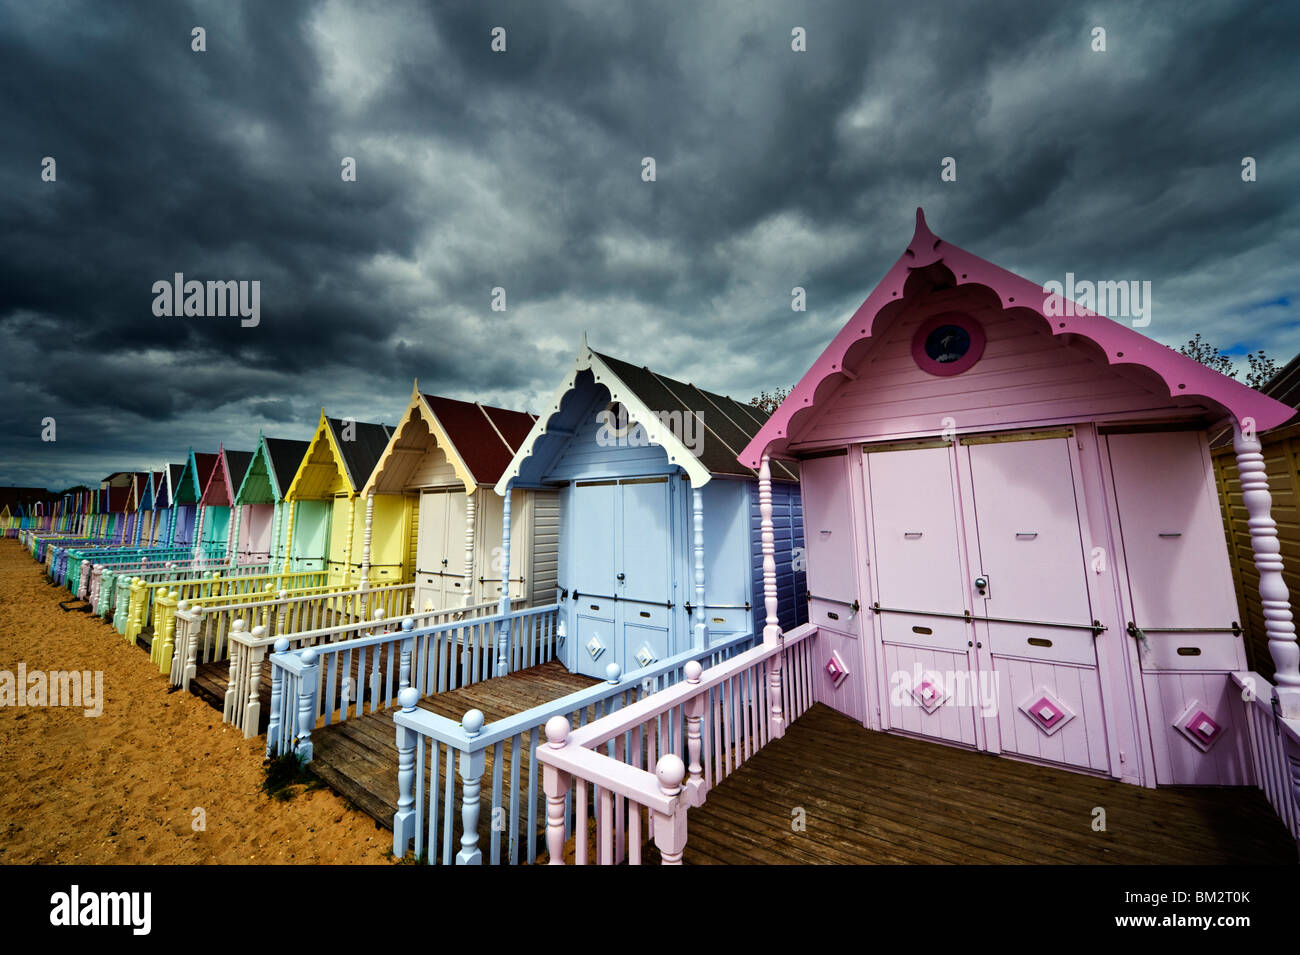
[907,206,943,266]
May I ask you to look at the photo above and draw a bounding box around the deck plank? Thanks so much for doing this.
[638,705,1296,865]
[309,660,600,844]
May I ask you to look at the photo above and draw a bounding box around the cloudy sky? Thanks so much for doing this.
[2,0,1297,490]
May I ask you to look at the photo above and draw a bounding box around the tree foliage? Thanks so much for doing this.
[749,388,790,414]
[1177,334,1278,391]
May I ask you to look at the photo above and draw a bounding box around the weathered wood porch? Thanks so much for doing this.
[308,661,600,829]
[642,704,1295,865]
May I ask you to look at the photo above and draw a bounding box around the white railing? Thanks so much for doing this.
[1232,671,1300,844]
[267,603,561,763]
[168,583,420,688]
[178,597,498,737]
[388,629,763,865]
[536,623,819,864]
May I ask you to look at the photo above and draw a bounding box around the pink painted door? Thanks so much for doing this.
[802,454,867,724]
[1108,431,1250,784]
[964,437,1112,773]
[866,444,979,748]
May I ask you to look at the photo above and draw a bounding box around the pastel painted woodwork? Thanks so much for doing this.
[284,411,394,587]
[233,433,310,569]
[741,209,1296,788]
[497,338,807,681]
[364,384,547,607]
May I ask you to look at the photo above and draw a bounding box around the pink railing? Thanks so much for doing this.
[1232,671,1300,845]
[537,623,818,864]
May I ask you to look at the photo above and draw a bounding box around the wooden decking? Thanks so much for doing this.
[648,704,1295,864]
[308,661,599,829]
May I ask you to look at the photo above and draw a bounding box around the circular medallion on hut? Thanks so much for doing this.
[912,312,986,376]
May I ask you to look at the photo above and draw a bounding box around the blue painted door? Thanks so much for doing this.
[573,481,617,677]
[570,477,673,678]
[617,477,672,673]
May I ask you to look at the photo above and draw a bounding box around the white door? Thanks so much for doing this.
[415,489,468,612]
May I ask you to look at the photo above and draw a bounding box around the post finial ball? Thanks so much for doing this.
[462,709,485,736]
[605,662,622,683]
[656,754,686,791]
[273,637,290,652]
[300,647,318,665]
[397,687,420,710]
[545,715,570,747]
[252,625,267,638]
[684,660,702,683]
[401,617,415,631]
[231,618,247,631]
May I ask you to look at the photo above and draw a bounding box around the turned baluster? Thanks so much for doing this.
[294,647,319,763]
[398,618,415,692]
[266,637,290,756]
[455,709,487,865]
[683,660,706,806]
[759,454,785,738]
[1234,422,1300,717]
[392,687,422,857]
[244,625,268,737]
[543,716,573,865]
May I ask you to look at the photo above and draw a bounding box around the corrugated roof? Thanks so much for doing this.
[423,394,537,485]
[326,418,393,492]
[223,450,254,494]
[265,437,310,499]
[594,352,798,481]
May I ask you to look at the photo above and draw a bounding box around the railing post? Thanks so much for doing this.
[245,625,268,737]
[226,501,240,567]
[693,486,709,649]
[294,647,319,763]
[652,755,688,865]
[266,637,289,756]
[495,484,513,676]
[399,618,415,691]
[359,491,374,592]
[223,619,248,715]
[1235,421,1300,717]
[456,709,487,865]
[543,716,572,865]
[463,490,476,606]
[179,602,204,690]
[393,687,421,857]
[759,454,785,739]
[683,660,706,806]
[275,589,289,636]
[78,559,92,600]
[368,610,386,703]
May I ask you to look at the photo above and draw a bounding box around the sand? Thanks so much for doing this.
[0,539,395,864]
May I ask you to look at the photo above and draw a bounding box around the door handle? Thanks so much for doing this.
[617,572,625,582]
[973,576,989,598]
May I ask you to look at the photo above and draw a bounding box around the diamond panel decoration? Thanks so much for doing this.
[585,634,606,661]
[1172,699,1227,752]
[1018,686,1075,736]
[635,644,657,668]
[910,673,948,714]
[824,650,849,687]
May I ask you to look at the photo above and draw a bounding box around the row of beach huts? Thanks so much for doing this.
[10,210,1300,864]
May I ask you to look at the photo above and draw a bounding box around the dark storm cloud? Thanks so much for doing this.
[1,0,1297,489]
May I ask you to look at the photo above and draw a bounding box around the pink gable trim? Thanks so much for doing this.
[739,209,1294,468]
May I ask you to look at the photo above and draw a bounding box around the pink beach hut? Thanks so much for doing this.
[740,209,1296,789]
